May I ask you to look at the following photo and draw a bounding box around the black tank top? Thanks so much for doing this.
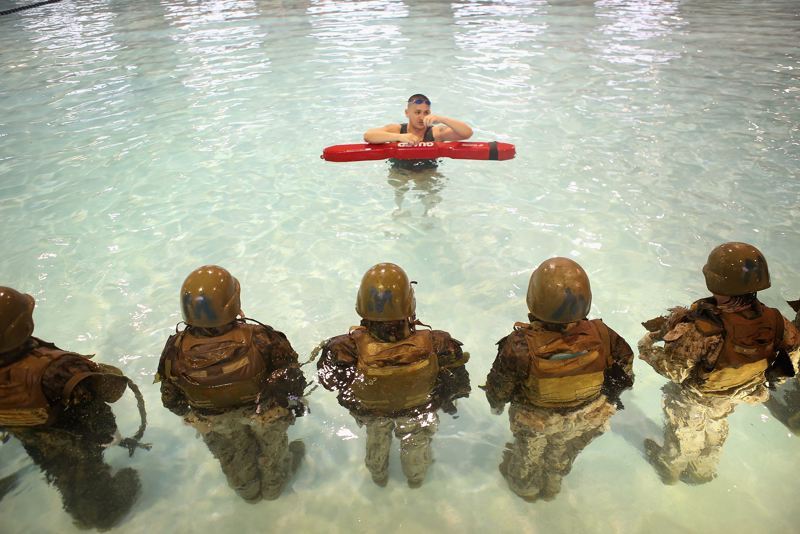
[392,124,437,170]
[400,123,435,142]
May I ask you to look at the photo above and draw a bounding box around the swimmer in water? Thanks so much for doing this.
[364,94,473,146]
[364,94,473,170]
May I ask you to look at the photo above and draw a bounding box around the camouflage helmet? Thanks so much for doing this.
[356,263,416,321]
[0,287,35,353]
[702,242,770,296]
[180,265,242,328]
[527,257,592,324]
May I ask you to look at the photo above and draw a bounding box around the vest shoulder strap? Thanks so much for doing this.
[159,331,184,380]
[590,319,613,366]
[770,306,785,345]
[695,318,723,337]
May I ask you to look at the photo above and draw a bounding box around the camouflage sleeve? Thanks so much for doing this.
[602,326,635,406]
[638,315,720,384]
[155,336,190,416]
[255,326,307,402]
[431,330,468,368]
[780,318,800,371]
[430,331,470,413]
[484,331,528,411]
[160,379,190,416]
[255,326,300,370]
[781,318,800,352]
[607,326,634,379]
[316,334,357,392]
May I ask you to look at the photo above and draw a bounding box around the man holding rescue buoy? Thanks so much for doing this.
[364,94,473,170]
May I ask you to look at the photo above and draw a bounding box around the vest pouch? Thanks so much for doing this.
[699,305,780,392]
[0,407,51,427]
[351,357,439,414]
[526,351,606,408]
[0,343,74,427]
[699,359,769,393]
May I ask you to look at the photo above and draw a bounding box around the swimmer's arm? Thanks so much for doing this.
[780,318,800,371]
[427,115,473,141]
[315,336,357,391]
[638,325,715,384]
[160,380,190,416]
[364,123,406,143]
[482,335,526,413]
[608,327,635,381]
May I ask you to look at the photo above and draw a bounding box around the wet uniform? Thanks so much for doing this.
[390,124,437,171]
[639,298,800,483]
[0,338,140,529]
[158,320,306,501]
[766,309,800,434]
[485,319,633,501]
[317,326,469,487]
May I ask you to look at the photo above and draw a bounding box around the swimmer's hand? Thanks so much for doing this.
[423,114,442,127]
[398,133,421,144]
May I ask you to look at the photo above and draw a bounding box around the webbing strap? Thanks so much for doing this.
[1,0,63,17]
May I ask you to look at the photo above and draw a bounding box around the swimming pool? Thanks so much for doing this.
[1,0,799,531]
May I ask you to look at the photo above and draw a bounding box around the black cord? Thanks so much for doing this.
[1,0,63,17]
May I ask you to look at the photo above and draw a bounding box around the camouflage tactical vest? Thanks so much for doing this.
[163,323,268,410]
[349,327,439,415]
[696,304,783,393]
[518,320,612,408]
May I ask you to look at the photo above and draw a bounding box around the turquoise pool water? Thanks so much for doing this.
[1,0,799,532]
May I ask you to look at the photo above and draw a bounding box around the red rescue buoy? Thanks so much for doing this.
[321,141,515,163]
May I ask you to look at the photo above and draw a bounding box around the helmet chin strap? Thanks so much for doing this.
[411,317,431,330]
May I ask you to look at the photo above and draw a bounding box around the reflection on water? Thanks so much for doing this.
[2,386,141,530]
[644,381,756,485]
[386,165,448,219]
[765,378,800,435]
[500,399,616,501]
[9,425,141,530]
[307,0,408,112]
[591,0,686,65]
